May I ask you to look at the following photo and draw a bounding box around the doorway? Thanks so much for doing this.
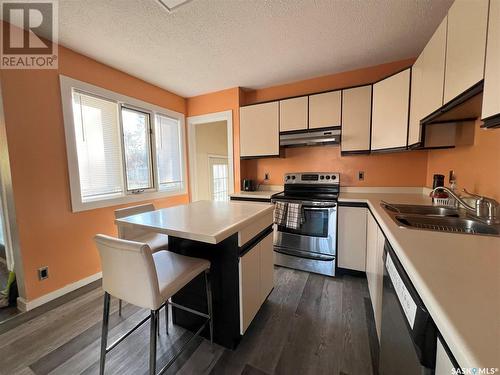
[0,84,23,321]
[187,111,234,202]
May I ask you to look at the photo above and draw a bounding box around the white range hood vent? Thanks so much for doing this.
[280,128,341,147]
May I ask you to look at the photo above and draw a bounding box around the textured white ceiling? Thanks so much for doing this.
[57,0,453,97]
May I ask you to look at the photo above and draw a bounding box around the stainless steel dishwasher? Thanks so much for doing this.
[379,241,437,375]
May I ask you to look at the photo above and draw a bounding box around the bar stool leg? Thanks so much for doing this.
[165,302,169,335]
[204,270,213,345]
[118,299,122,316]
[149,309,159,375]
[99,292,111,375]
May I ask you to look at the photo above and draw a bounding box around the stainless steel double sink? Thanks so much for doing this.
[381,202,500,236]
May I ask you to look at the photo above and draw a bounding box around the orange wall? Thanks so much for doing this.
[242,147,429,187]
[186,87,242,192]
[243,58,415,105]
[0,45,189,301]
[426,120,500,201]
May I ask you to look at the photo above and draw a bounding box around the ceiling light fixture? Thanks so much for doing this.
[157,0,192,12]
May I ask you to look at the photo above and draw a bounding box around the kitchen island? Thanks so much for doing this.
[115,200,275,349]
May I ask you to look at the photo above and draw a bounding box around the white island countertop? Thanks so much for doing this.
[339,192,500,369]
[115,200,274,244]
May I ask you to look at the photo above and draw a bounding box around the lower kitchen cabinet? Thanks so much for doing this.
[338,206,367,271]
[239,232,274,334]
[365,211,385,340]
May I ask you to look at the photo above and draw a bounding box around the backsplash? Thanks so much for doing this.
[426,119,500,201]
[241,146,429,187]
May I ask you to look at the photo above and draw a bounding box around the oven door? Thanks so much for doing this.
[274,201,337,259]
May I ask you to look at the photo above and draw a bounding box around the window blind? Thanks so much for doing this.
[72,91,123,201]
[155,114,183,191]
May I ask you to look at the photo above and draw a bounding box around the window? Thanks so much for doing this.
[61,76,186,212]
[209,156,229,201]
[156,114,183,192]
[121,107,153,192]
[72,91,123,201]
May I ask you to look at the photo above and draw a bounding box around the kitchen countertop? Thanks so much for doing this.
[115,200,274,244]
[229,190,282,200]
[339,192,500,369]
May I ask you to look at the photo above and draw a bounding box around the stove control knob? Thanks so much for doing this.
[326,175,331,180]
[320,175,324,180]
[292,175,296,180]
[286,176,290,180]
[331,175,336,180]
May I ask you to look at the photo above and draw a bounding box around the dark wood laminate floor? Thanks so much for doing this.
[0,267,376,375]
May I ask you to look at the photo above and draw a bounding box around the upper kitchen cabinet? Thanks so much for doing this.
[409,17,447,146]
[240,101,280,158]
[443,0,489,104]
[279,96,308,132]
[408,53,425,147]
[308,91,341,129]
[482,0,500,128]
[341,85,372,153]
[371,68,411,151]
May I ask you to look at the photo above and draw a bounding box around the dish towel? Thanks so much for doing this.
[285,203,305,230]
[274,201,288,226]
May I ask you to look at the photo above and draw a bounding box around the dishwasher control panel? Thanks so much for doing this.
[386,253,417,328]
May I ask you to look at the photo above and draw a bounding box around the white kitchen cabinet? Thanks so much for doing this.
[366,212,385,340]
[341,85,372,152]
[259,232,274,303]
[308,91,341,129]
[482,0,500,124]
[444,0,489,104]
[239,232,274,334]
[240,101,279,158]
[435,337,455,375]
[371,69,411,151]
[279,96,308,132]
[338,206,367,271]
[409,17,448,146]
[408,53,425,147]
[420,17,447,120]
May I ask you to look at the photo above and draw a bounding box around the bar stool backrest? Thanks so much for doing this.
[94,234,161,310]
[114,203,155,240]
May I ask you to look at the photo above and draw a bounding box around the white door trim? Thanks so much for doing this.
[187,110,234,202]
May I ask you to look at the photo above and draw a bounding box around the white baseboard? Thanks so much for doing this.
[340,186,428,194]
[17,272,102,312]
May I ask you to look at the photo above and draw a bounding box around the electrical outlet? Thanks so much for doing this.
[38,266,49,281]
[358,171,365,181]
[264,173,270,181]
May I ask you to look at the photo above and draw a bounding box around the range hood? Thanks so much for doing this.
[280,128,341,147]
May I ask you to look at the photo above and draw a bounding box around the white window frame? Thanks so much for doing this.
[60,75,187,212]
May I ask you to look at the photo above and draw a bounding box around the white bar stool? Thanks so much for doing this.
[94,234,213,375]
[114,203,170,315]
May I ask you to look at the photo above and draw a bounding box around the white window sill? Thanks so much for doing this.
[71,188,187,213]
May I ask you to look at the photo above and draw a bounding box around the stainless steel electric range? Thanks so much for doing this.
[272,172,339,277]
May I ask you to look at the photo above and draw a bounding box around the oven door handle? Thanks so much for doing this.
[305,206,337,211]
[272,199,337,208]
